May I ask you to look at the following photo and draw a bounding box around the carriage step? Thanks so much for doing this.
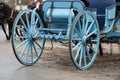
[106,32,120,38]
[102,37,120,43]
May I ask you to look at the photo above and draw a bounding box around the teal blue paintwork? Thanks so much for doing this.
[12,9,45,66]
[12,0,120,70]
[69,11,100,70]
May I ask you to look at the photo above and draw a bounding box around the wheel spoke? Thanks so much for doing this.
[31,13,35,26]
[77,19,83,38]
[87,29,98,38]
[25,13,30,28]
[25,43,30,63]
[33,42,38,57]
[33,18,39,29]
[34,40,42,49]
[72,42,82,51]
[35,18,39,25]
[30,44,33,63]
[20,17,28,30]
[78,19,82,31]
[14,36,27,39]
[75,44,82,61]
[82,15,86,29]
[16,25,27,34]
[19,42,29,58]
[83,47,87,66]
[16,39,28,49]
[74,18,83,38]
[85,46,91,61]
[85,15,89,32]
[87,44,96,53]
[86,20,95,35]
[79,46,83,66]
[75,27,81,36]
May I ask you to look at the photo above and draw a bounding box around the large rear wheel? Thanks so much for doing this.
[113,13,120,32]
[69,11,100,70]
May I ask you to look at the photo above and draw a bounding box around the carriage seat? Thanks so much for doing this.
[45,8,75,22]
[42,0,85,22]
[88,0,116,30]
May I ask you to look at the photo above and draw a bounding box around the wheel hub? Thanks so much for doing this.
[27,34,36,41]
[27,28,37,40]
[82,35,87,44]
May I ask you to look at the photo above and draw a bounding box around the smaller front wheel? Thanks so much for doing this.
[69,11,100,70]
[12,9,45,66]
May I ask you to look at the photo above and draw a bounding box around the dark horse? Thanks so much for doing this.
[0,2,19,40]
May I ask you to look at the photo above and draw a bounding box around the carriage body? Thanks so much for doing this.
[40,0,85,41]
[12,0,120,70]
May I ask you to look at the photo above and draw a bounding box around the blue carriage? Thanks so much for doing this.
[11,0,120,70]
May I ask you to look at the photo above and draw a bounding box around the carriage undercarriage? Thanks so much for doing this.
[12,0,120,70]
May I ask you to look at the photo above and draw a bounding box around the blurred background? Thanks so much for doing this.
[0,0,32,10]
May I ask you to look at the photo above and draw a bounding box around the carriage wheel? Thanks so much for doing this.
[113,13,120,51]
[12,9,45,66]
[69,11,100,70]
[113,13,120,32]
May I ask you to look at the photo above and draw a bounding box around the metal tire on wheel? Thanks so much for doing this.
[69,11,100,70]
[12,9,45,66]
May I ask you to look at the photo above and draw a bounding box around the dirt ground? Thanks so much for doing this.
[38,41,120,80]
[0,29,120,80]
